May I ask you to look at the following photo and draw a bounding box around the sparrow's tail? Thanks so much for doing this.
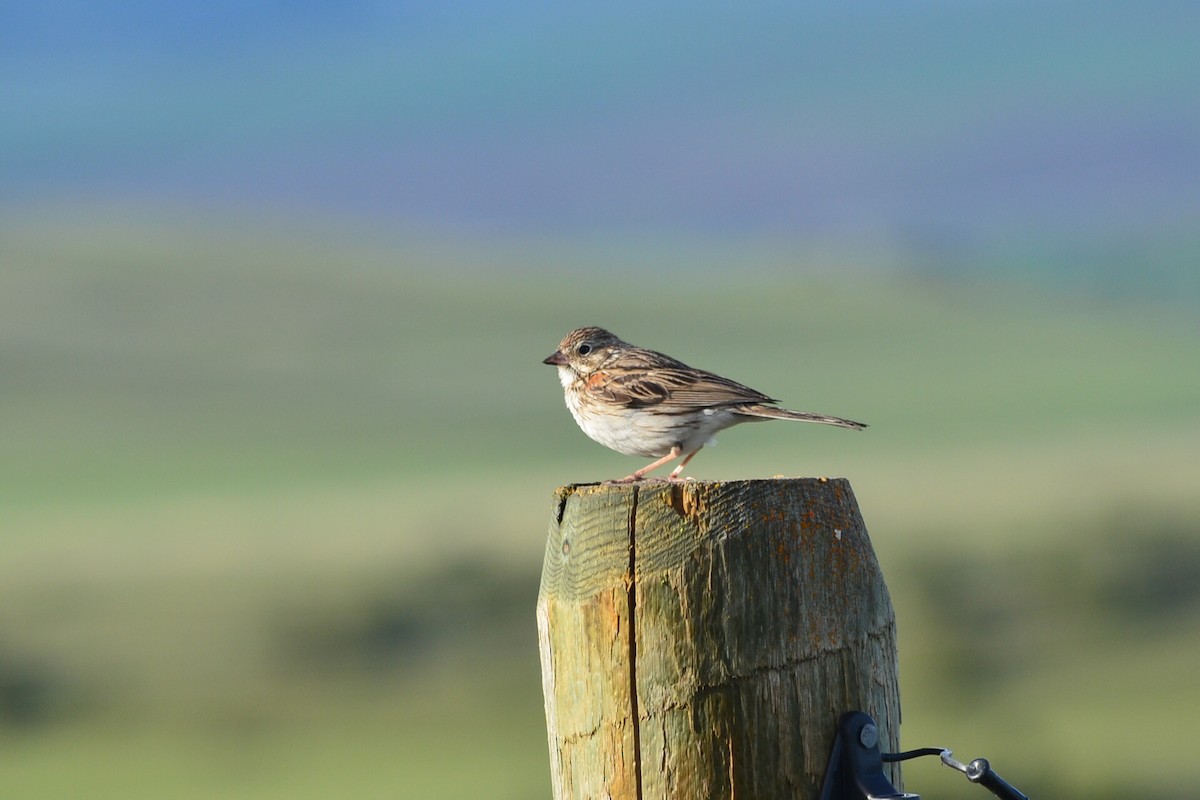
[736,404,867,430]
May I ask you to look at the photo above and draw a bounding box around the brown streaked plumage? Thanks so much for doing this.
[543,326,866,482]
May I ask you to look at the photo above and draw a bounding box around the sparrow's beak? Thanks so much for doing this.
[543,351,568,366]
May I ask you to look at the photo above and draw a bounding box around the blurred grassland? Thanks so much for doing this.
[1,213,1198,798]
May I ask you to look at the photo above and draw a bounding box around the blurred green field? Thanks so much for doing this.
[1,213,1198,798]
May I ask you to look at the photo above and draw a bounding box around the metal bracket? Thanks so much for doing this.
[818,711,919,800]
[819,710,1031,800]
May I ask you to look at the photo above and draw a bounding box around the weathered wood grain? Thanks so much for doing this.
[537,479,901,800]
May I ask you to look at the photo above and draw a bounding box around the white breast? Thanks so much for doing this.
[558,368,743,458]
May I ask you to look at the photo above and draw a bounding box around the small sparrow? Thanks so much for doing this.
[543,327,866,482]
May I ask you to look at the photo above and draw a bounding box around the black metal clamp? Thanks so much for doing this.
[818,711,1030,800]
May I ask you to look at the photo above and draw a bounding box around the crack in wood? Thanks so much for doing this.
[653,625,897,713]
[626,485,644,800]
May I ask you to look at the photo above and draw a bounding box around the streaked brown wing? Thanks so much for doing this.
[587,366,776,410]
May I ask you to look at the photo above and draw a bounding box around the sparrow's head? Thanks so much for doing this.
[543,327,623,377]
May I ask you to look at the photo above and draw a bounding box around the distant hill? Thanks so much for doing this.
[3,0,1197,301]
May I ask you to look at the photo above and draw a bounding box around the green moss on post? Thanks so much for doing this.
[537,479,902,800]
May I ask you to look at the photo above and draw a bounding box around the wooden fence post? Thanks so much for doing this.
[537,478,902,800]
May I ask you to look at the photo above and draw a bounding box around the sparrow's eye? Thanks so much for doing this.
[576,343,593,355]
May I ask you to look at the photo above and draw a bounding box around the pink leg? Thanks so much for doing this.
[668,447,702,480]
[616,446,682,482]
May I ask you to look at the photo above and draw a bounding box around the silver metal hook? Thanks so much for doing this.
[939,750,970,774]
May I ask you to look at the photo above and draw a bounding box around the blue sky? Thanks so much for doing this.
[4,1,1198,293]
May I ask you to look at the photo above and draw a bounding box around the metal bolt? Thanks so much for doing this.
[859,722,878,749]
